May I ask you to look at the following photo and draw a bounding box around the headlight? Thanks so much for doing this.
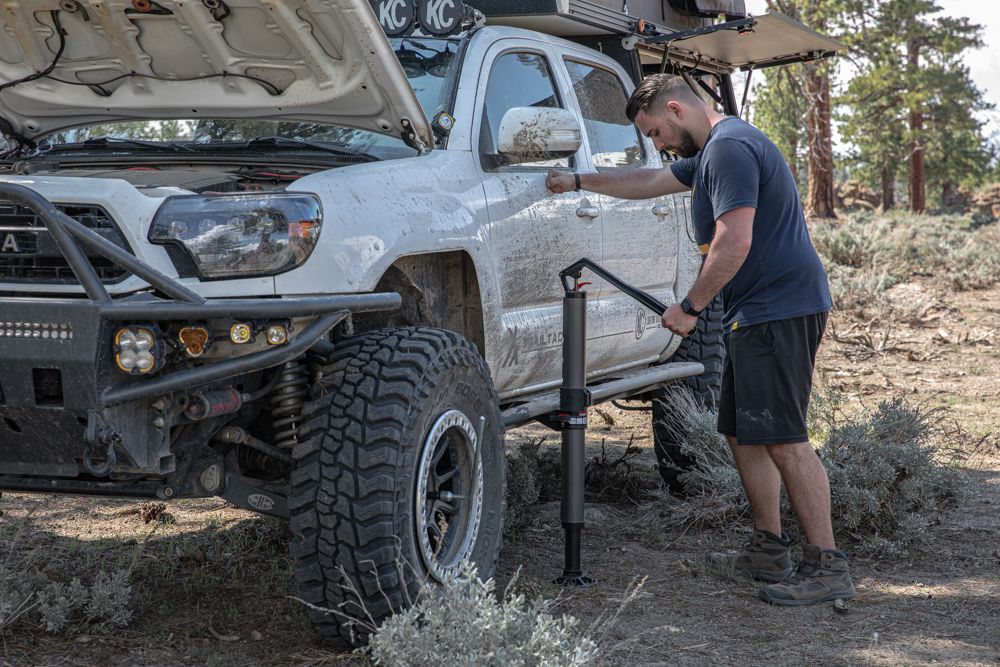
[148,193,322,280]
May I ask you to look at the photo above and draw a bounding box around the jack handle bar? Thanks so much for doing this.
[560,258,669,315]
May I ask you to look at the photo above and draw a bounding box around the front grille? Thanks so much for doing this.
[0,203,134,285]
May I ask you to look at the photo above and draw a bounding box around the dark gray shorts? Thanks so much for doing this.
[717,312,828,446]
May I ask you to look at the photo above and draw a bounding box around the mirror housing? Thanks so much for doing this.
[493,107,582,166]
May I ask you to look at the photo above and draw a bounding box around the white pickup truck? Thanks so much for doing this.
[0,0,840,646]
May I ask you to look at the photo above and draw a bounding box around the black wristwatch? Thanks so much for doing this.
[680,297,703,317]
[574,173,581,191]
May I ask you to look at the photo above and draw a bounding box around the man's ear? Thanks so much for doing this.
[666,100,685,120]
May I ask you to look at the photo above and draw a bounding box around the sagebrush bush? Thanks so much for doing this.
[0,567,132,633]
[820,398,968,556]
[657,389,968,556]
[365,561,598,667]
[811,212,1000,318]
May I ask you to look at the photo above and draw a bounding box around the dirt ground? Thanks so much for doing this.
[1,281,998,666]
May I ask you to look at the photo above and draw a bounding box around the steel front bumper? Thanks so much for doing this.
[0,182,400,498]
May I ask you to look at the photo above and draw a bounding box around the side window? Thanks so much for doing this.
[564,60,644,171]
[481,51,571,169]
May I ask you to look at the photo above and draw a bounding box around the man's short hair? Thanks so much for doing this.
[625,74,701,122]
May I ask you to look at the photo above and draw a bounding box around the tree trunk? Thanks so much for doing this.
[908,40,926,213]
[942,181,954,208]
[804,65,836,218]
[881,163,895,211]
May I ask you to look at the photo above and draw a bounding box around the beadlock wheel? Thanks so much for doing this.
[415,409,484,581]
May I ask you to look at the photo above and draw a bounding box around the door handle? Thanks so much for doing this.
[576,206,600,219]
[652,204,671,217]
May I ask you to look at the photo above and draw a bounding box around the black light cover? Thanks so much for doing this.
[666,0,746,20]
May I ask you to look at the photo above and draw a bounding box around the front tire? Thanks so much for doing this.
[288,328,506,648]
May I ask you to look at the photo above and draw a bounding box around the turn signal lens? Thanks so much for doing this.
[179,325,212,357]
[266,325,287,345]
[230,323,252,344]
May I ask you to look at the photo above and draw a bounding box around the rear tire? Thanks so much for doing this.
[651,295,725,491]
[288,328,506,648]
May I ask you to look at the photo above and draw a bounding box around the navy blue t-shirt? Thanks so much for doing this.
[670,117,831,331]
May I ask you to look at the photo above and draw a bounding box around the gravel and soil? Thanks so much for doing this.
[1,250,999,666]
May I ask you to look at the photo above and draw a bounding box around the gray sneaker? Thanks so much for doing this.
[758,543,856,606]
[706,529,793,583]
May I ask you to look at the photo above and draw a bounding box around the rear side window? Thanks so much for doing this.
[482,52,570,168]
[564,60,644,171]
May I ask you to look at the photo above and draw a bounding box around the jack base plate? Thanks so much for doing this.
[553,574,598,588]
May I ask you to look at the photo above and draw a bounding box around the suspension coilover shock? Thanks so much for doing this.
[269,356,310,449]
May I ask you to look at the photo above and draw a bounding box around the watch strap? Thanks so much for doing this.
[681,297,703,317]
[574,173,581,191]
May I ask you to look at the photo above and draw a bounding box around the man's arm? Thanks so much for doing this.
[546,167,690,199]
[661,206,755,336]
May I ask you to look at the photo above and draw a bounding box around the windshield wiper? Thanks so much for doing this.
[84,136,195,152]
[34,137,196,154]
[196,136,379,162]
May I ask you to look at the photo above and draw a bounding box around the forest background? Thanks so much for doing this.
[743,0,998,218]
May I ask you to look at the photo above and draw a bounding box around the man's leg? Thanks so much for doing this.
[708,329,792,582]
[767,442,835,551]
[727,436,781,535]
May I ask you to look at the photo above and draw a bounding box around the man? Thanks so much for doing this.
[546,74,854,606]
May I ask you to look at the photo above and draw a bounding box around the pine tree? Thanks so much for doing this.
[752,67,807,195]
[838,0,989,212]
[763,0,848,219]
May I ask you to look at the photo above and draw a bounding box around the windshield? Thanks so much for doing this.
[34,37,461,159]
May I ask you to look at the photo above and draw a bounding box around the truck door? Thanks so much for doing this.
[559,55,680,371]
[475,43,604,396]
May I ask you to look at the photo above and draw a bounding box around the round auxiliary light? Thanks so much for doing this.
[266,325,287,345]
[117,329,136,350]
[230,323,252,344]
[118,348,137,371]
[135,350,155,372]
[135,329,153,351]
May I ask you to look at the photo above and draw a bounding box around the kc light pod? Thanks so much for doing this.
[178,324,213,357]
[114,326,164,374]
[265,324,287,345]
[230,323,252,344]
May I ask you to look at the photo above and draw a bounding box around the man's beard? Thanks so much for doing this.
[667,119,699,159]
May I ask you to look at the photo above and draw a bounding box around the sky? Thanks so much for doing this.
[743,0,1000,144]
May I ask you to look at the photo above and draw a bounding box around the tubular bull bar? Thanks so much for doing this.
[0,182,401,504]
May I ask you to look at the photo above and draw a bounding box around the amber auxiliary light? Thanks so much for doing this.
[178,325,212,357]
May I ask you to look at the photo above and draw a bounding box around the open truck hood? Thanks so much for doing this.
[0,0,433,148]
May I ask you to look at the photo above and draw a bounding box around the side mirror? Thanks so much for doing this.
[494,107,582,166]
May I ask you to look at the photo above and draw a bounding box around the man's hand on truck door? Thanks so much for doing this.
[546,169,577,194]
[661,303,698,337]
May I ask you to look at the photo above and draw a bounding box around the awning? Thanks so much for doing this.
[643,12,846,74]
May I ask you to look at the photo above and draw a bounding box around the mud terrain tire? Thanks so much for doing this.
[651,295,725,491]
[288,328,506,648]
